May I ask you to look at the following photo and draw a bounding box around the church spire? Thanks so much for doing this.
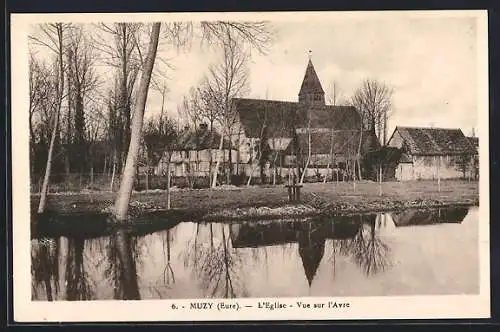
[298,52,325,105]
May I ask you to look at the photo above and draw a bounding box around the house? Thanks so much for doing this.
[232,58,379,181]
[387,126,477,181]
[155,123,237,178]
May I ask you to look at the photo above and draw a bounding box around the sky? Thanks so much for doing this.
[146,13,483,138]
[25,12,485,138]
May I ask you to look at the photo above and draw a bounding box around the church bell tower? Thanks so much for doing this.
[298,51,325,107]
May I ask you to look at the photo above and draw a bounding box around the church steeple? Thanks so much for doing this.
[298,52,325,106]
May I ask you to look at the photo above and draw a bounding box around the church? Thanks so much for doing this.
[232,56,380,182]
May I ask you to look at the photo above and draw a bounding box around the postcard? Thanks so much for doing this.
[11,10,490,322]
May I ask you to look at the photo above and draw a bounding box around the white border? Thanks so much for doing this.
[11,10,490,322]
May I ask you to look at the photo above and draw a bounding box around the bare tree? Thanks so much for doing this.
[351,79,393,145]
[29,53,58,179]
[113,21,272,222]
[299,116,312,185]
[95,23,144,174]
[247,105,269,186]
[203,30,250,187]
[326,80,343,106]
[143,115,178,207]
[113,22,161,222]
[30,23,71,213]
[65,25,100,176]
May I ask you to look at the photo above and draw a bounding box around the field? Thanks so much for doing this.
[30,180,480,222]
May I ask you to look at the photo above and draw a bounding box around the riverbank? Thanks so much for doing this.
[30,180,479,223]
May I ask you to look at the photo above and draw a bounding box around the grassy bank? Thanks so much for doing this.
[31,180,479,222]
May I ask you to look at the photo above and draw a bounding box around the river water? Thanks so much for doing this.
[31,206,479,301]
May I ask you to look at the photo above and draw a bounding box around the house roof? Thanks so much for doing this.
[391,126,476,156]
[175,126,233,151]
[299,59,325,97]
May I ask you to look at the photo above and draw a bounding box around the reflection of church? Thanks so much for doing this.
[229,206,469,287]
[230,217,366,286]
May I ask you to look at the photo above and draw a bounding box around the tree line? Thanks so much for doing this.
[29,21,273,221]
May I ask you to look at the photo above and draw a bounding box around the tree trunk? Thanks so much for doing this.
[227,139,232,185]
[145,166,149,192]
[90,164,94,188]
[65,59,72,178]
[437,156,441,192]
[324,128,334,184]
[357,121,364,182]
[37,25,65,214]
[166,155,171,210]
[299,122,312,185]
[378,164,382,196]
[110,156,116,192]
[57,236,69,300]
[113,23,161,222]
[211,132,224,188]
[37,107,59,213]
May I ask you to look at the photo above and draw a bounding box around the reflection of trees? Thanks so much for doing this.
[31,238,58,301]
[328,214,392,277]
[185,223,246,298]
[32,235,95,301]
[66,237,94,300]
[161,230,175,286]
[104,229,141,300]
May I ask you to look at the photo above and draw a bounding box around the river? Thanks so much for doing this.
[30,206,479,300]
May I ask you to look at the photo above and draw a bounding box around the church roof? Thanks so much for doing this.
[299,59,325,97]
[292,129,379,159]
[232,98,298,138]
[232,98,361,138]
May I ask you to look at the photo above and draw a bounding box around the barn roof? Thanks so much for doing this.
[232,97,361,139]
[467,136,479,151]
[391,126,476,156]
[299,59,325,97]
[175,125,233,151]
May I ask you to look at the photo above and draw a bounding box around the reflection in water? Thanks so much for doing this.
[185,224,246,298]
[31,206,476,300]
[105,230,141,300]
[392,207,468,227]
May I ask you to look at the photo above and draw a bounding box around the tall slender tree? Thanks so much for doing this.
[30,23,71,213]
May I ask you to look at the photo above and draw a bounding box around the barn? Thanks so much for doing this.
[387,126,477,181]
